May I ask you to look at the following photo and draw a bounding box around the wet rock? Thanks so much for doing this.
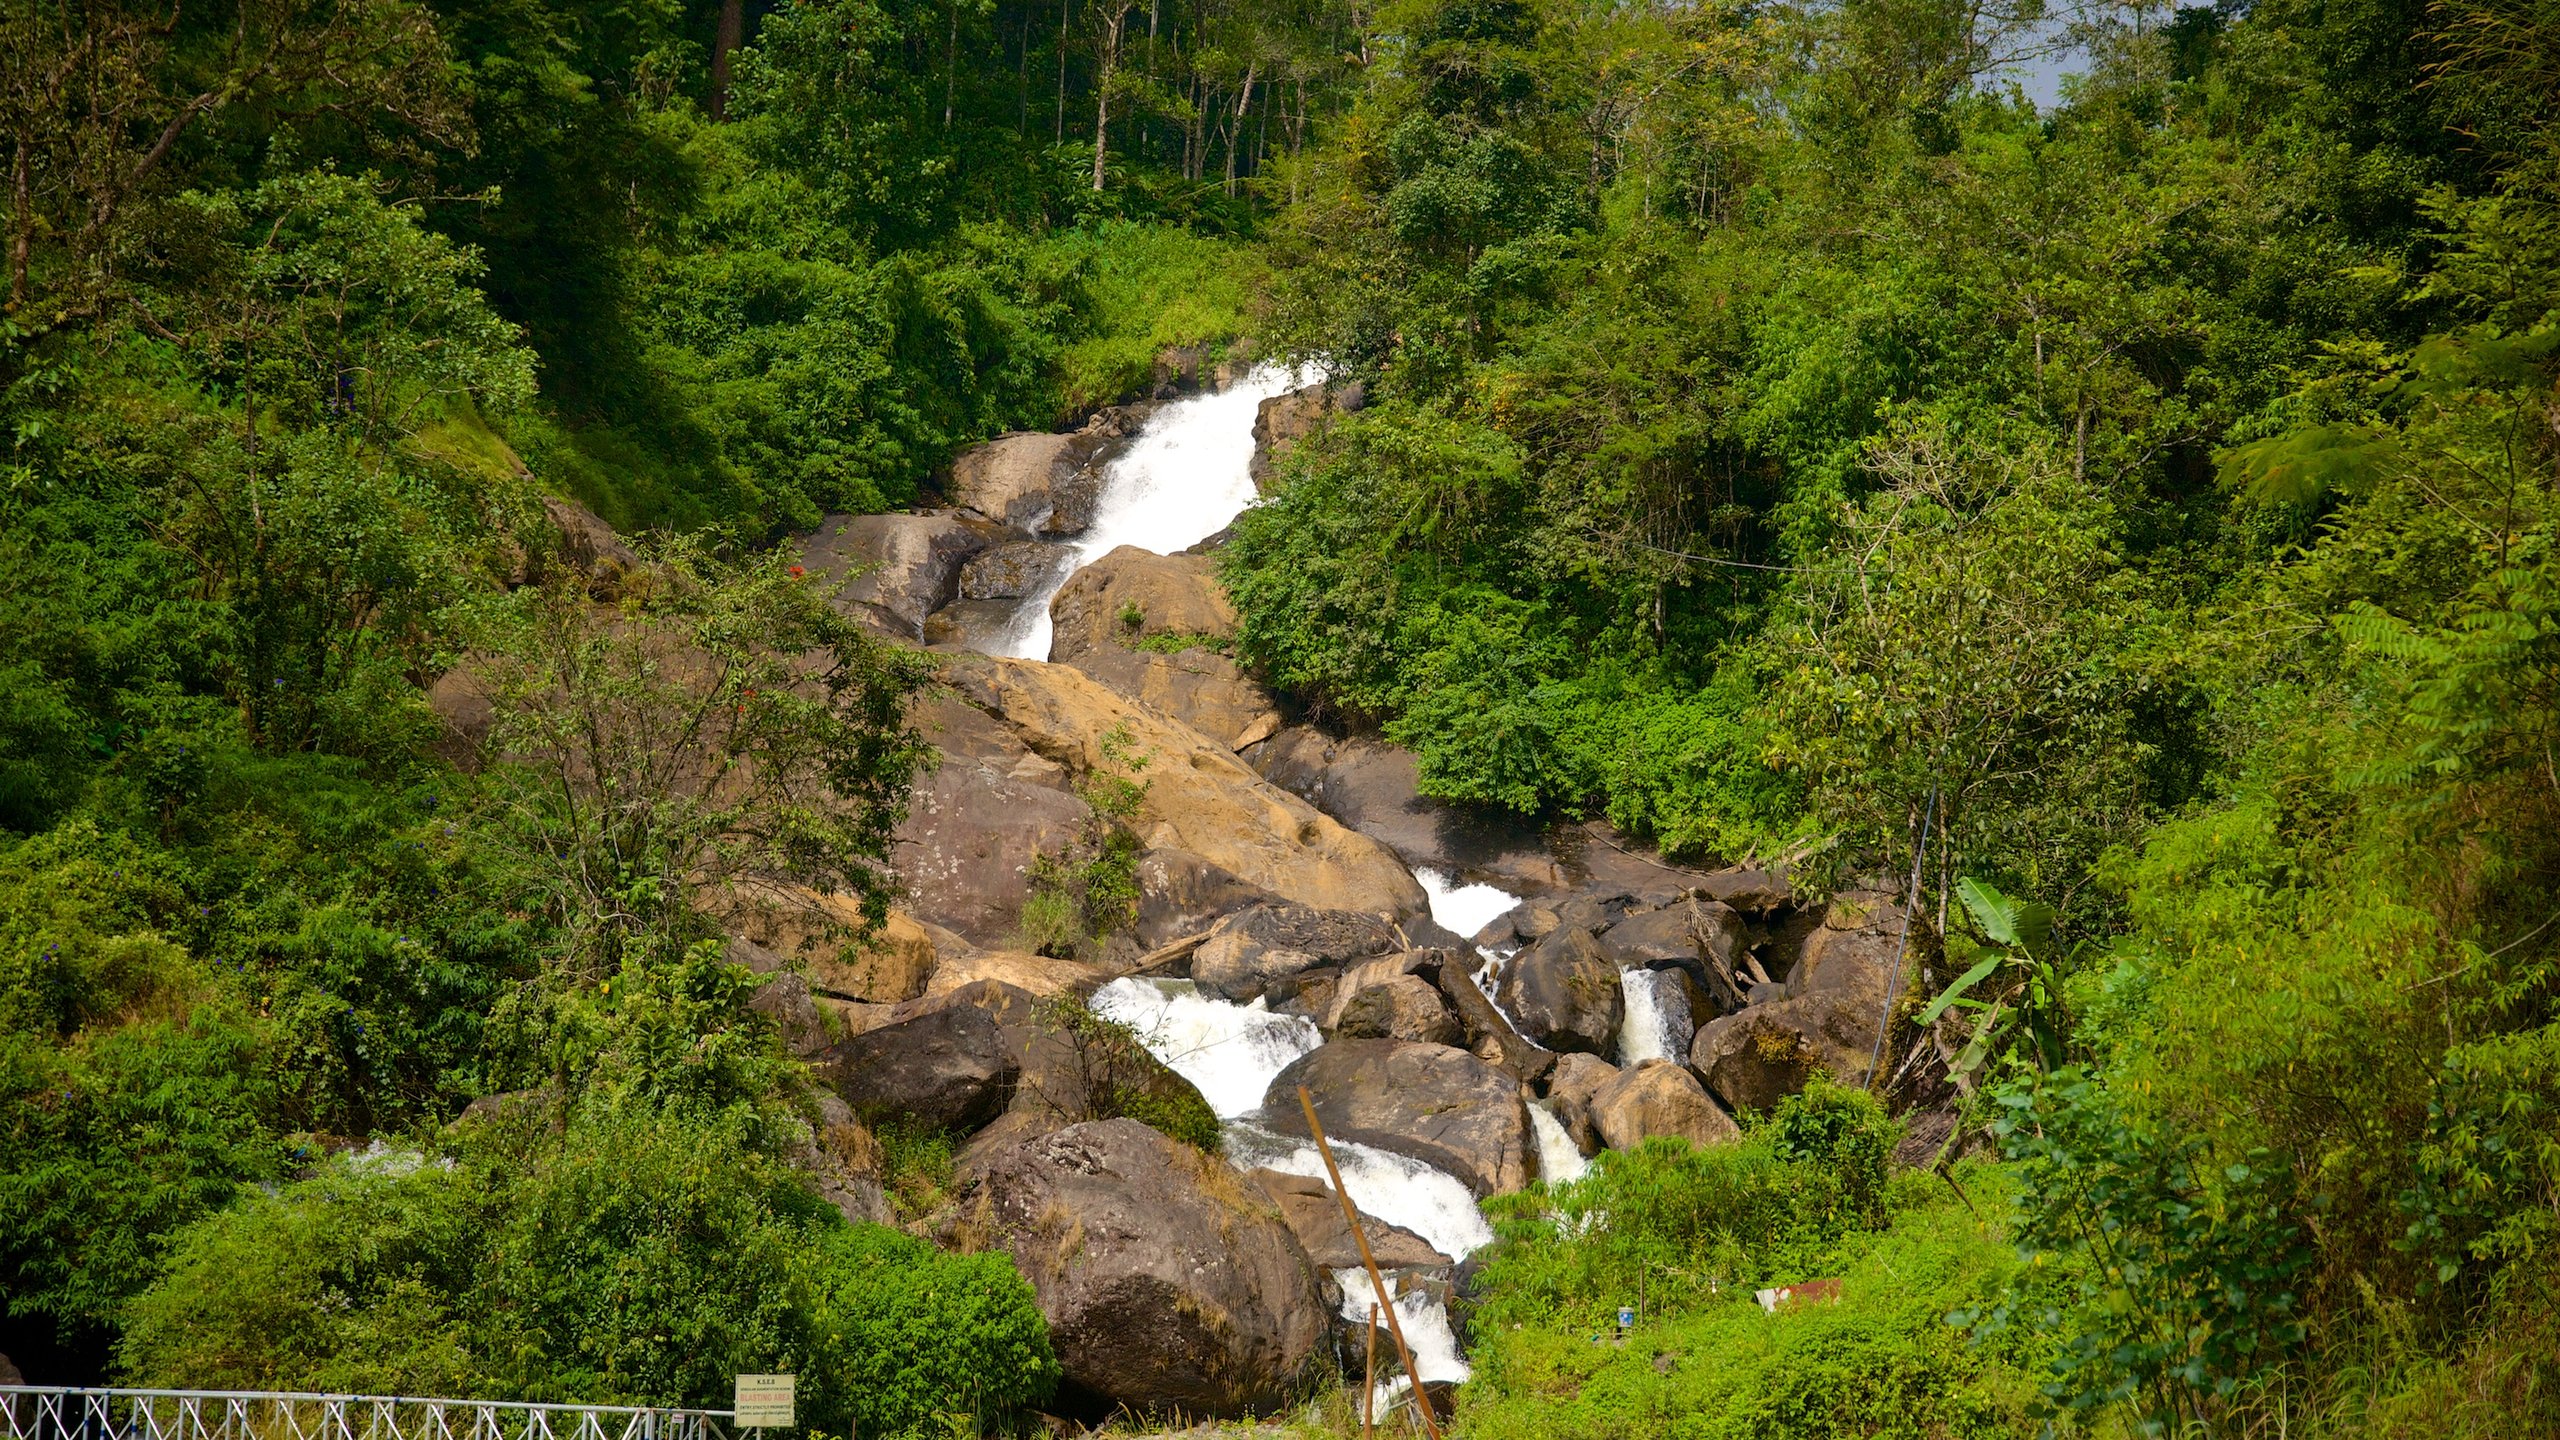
[1587,1060,1741,1151]
[1540,1052,1619,1156]
[962,1119,1333,1417]
[959,540,1067,600]
[1193,902,1399,1003]
[1247,1170,1452,1269]
[1498,926,1625,1056]
[1264,1040,1535,1196]
[1134,849,1280,949]
[1047,547,1237,663]
[1334,975,1461,1045]
[919,597,1020,651]
[821,1001,1017,1133]
[941,656,1428,923]
[946,431,1105,535]
[1433,959,1556,1088]
[804,512,1007,639]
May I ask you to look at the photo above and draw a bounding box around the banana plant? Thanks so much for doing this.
[1914,876,2063,1088]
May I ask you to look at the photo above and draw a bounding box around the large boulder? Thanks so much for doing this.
[945,431,1105,535]
[1787,891,1912,1010]
[1249,381,1363,490]
[804,512,1007,639]
[1432,959,1555,1087]
[1134,850,1279,949]
[925,949,1111,999]
[958,540,1067,600]
[1498,926,1625,1056]
[1696,865,1794,914]
[1335,975,1461,1045]
[1247,1169,1450,1269]
[1263,1040,1534,1196]
[1247,728,1567,895]
[1598,905,1703,967]
[894,741,1091,949]
[1587,1060,1741,1152]
[1688,993,1882,1114]
[960,1120,1333,1417]
[1066,644,1282,753]
[820,1002,1017,1132]
[1540,1052,1619,1156]
[943,655,1429,923]
[1193,902,1400,1003]
[1047,547,1239,663]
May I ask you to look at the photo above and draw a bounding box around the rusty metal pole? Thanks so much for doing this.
[1298,1085,1447,1440]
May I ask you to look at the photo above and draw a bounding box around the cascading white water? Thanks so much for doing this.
[1335,1267,1470,1394]
[1088,976,1320,1118]
[1527,1100,1590,1185]
[1415,867,1518,944]
[988,364,1309,661]
[1227,1123,1498,1262]
[1616,968,1678,1065]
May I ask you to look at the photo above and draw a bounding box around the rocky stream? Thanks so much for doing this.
[688,367,1927,1423]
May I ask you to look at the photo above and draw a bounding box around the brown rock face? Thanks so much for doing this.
[959,540,1067,600]
[1047,547,1238,662]
[1193,903,1401,1003]
[1134,850,1280,948]
[941,656,1428,923]
[804,512,1007,639]
[946,431,1105,534]
[963,1120,1333,1417]
[892,740,1090,949]
[1249,381,1364,490]
[1587,1060,1742,1151]
[821,1002,1017,1132]
[1334,975,1461,1045]
[1498,926,1625,1056]
[1248,728,1568,895]
[1066,644,1281,752]
[1688,994,1882,1114]
[1263,1040,1534,1196]
[1433,957,1556,1089]
[1540,1052,1620,1156]
[1247,1169,1452,1269]
[537,495,641,599]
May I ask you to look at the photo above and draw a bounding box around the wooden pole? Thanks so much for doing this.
[1298,1085,1446,1440]
[1364,1304,1379,1440]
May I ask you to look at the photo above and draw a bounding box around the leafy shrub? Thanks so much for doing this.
[803,1224,1060,1438]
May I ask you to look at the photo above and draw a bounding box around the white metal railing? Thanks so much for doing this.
[0,1390,746,1440]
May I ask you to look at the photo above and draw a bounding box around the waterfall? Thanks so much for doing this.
[1336,1266,1471,1394]
[1616,968,1678,1065]
[1228,1123,1498,1262]
[1089,976,1321,1118]
[1528,1100,1589,1185]
[987,363,1309,661]
[1414,867,1518,943]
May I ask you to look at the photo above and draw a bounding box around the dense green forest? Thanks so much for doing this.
[4,0,2556,1435]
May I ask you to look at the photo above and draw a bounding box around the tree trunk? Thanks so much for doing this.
[1092,5,1129,190]
[1224,59,1257,197]
[1056,0,1071,144]
[709,0,744,121]
[9,140,29,311]
[943,0,960,130]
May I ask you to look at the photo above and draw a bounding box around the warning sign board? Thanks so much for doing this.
[733,1375,795,1428]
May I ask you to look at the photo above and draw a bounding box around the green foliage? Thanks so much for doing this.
[1017,725,1149,959]
[1018,994,1221,1152]
[1463,1114,2044,1440]
[117,1107,1059,1435]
